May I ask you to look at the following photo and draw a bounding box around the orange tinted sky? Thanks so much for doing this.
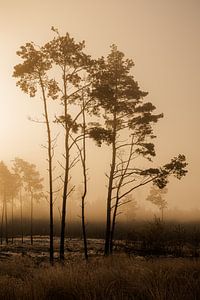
[0,0,199,211]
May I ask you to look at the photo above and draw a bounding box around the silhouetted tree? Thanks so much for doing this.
[43,28,93,260]
[90,45,187,255]
[13,42,57,262]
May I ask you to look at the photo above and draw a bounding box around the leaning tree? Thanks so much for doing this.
[89,45,187,255]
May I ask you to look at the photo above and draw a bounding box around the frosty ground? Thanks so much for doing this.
[0,237,200,299]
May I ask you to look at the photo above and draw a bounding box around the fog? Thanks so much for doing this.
[3,187,200,224]
[0,0,200,223]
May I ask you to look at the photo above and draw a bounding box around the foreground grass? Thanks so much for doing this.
[0,255,200,299]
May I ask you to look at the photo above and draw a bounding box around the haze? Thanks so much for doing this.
[0,0,199,219]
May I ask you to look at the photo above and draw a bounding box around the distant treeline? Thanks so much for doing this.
[2,218,200,241]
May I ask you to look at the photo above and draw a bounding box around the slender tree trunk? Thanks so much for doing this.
[81,195,88,260]
[161,208,164,222]
[4,194,8,244]
[104,152,115,256]
[60,67,70,261]
[30,192,33,245]
[104,113,117,256]
[105,70,119,256]
[1,202,4,244]
[81,101,88,261]
[110,183,122,254]
[39,75,54,264]
[110,136,134,254]
[11,197,14,244]
[60,138,69,260]
[110,182,123,254]
[110,196,119,254]
[20,189,23,244]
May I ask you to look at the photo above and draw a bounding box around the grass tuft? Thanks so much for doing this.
[0,256,199,299]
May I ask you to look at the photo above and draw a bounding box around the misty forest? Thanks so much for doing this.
[0,25,199,300]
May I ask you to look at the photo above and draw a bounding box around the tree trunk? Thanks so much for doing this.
[20,189,23,244]
[11,197,14,244]
[1,202,4,244]
[40,75,54,264]
[110,196,119,254]
[104,114,117,256]
[30,192,33,245]
[82,195,88,260]
[60,139,69,261]
[4,194,8,244]
[81,103,88,261]
[60,67,70,261]
[110,136,134,254]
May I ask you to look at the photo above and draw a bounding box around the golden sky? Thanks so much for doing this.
[0,0,200,212]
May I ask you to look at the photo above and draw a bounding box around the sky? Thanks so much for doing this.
[0,0,200,215]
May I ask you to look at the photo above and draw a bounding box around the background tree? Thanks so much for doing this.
[23,162,44,245]
[146,186,168,222]
[13,158,26,243]
[9,173,21,243]
[90,45,187,255]
[0,161,11,244]
[0,162,20,244]
[13,158,44,245]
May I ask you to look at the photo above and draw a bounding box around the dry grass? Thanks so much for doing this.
[0,255,200,299]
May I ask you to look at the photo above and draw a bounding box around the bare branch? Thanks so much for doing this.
[66,185,75,198]
[113,171,140,180]
[52,174,63,183]
[68,82,91,103]
[117,199,132,208]
[41,144,48,150]
[57,160,65,171]
[57,207,62,221]
[68,134,84,151]
[28,116,46,124]
[111,199,132,209]
[118,175,159,201]
[52,186,63,194]
[116,143,135,150]
[52,132,60,144]
[69,153,80,169]
[116,211,123,217]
